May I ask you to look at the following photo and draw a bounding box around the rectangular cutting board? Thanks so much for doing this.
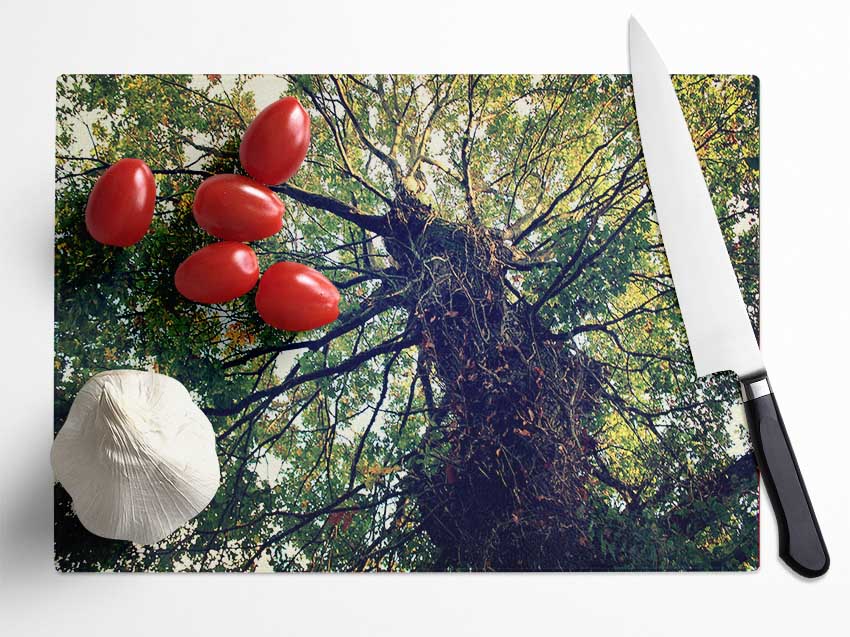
[54,74,760,572]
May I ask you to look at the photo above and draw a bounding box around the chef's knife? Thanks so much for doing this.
[629,18,829,578]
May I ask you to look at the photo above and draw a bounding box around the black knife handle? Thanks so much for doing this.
[742,375,829,578]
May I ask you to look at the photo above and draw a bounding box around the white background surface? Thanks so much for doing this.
[1,0,848,635]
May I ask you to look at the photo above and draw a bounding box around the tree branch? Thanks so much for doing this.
[273,183,389,234]
[206,331,419,417]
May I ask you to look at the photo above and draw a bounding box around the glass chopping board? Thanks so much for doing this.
[54,74,760,572]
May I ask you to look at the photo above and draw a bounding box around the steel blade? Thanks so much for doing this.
[629,18,764,379]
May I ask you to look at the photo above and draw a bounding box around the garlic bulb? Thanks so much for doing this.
[51,370,220,545]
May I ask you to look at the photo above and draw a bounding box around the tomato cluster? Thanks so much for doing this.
[84,96,340,333]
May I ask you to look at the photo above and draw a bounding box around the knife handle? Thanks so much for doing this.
[741,375,829,578]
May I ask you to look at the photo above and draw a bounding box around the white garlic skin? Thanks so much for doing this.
[51,370,220,545]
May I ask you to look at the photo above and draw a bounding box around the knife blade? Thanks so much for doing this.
[629,17,829,577]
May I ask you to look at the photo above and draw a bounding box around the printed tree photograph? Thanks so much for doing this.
[54,73,761,572]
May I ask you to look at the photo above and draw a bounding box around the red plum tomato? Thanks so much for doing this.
[239,97,310,185]
[193,174,285,241]
[85,158,156,246]
[175,242,259,304]
[255,261,340,331]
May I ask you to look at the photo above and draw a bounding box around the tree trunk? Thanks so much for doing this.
[383,193,605,570]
